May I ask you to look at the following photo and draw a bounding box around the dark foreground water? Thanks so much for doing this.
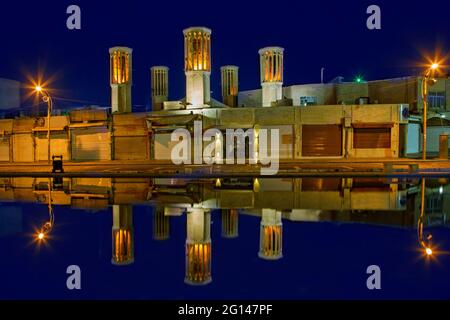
[0,176,449,299]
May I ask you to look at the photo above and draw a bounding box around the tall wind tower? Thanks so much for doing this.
[111,205,134,265]
[259,47,284,107]
[185,208,212,285]
[150,66,169,111]
[110,47,133,113]
[221,65,239,107]
[259,208,283,260]
[183,27,212,108]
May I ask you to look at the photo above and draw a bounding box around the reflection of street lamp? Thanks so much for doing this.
[34,85,53,163]
[422,63,439,160]
[418,178,433,256]
[36,178,54,241]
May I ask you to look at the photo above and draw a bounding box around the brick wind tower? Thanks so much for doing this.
[150,66,169,111]
[110,47,132,113]
[183,27,212,108]
[221,65,239,107]
[259,47,284,107]
[185,208,212,285]
[111,205,134,266]
[259,209,283,260]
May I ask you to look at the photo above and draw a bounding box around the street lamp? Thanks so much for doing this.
[421,63,439,160]
[35,85,53,163]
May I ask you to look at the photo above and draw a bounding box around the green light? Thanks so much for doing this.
[355,76,364,83]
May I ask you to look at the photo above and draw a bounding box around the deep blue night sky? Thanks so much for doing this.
[0,0,449,110]
[0,203,449,299]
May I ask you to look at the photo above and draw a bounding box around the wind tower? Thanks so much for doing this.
[109,47,132,113]
[185,208,212,285]
[259,208,283,260]
[151,66,169,111]
[183,27,212,108]
[111,205,134,265]
[153,207,170,241]
[221,209,239,238]
[221,65,239,107]
[259,47,284,107]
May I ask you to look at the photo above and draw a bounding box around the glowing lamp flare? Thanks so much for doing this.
[35,85,42,92]
[425,247,433,256]
[430,63,439,70]
[37,232,45,240]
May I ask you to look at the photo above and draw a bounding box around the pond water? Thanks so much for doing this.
[0,176,449,299]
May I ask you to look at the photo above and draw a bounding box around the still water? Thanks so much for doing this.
[0,176,449,299]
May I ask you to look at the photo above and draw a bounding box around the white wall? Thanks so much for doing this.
[427,126,450,152]
[406,123,420,155]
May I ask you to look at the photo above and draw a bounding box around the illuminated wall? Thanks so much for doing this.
[259,208,283,260]
[112,205,134,265]
[109,47,132,113]
[151,66,169,111]
[184,27,212,108]
[221,66,239,107]
[185,208,212,285]
[259,47,284,107]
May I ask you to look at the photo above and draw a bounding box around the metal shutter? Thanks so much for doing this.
[302,125,342,157]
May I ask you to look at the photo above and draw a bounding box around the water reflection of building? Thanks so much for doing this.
[414,178,449,227]
[221,209,238,238]
[185,208,212,285]
[111,205,134,266]
[153,207,170,241]
[1,176,449,229]
[1,176,449,284]
[259,209,283,260]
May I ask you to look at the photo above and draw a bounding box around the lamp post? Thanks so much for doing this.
[35,86,53,164]
[421,63,439,160]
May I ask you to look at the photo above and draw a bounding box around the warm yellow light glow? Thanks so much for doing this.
[431,63,439,70]
[425,247,433,256]
[253,178,260,192]
[37,232,45,240]
[35,85,42,92]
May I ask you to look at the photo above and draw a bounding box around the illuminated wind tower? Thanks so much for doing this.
[183,27,211,108]
[109,47,133,113]
[111,205,134,266]
[221,209,239,238]
[221,65,239,107]
[150,66,169,111]
[153,207,170,241]
[185,208,212,285]
[259,47,284,107]
[259,209,283,260]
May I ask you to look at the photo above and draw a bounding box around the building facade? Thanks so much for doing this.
[1,26,448,163]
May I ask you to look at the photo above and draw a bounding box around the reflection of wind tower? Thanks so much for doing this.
[221,209,239,238]
[259,209,283,260]
[112,205,134,265]
[184,27,211,108]
[185,208,212,285]
[150,66,169,111]
[110,47,132,113]
[153,207,170,241]
[221,66,239,107]
[259,47,284,107]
